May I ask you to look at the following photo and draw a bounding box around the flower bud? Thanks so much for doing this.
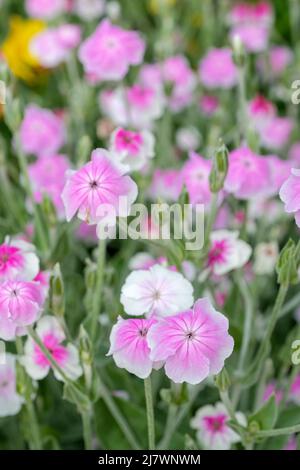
[76,135,92,166]
[276,239,298,286]
[232,34,246,67]
[50,263,65,318]
[214,366,231,392]
[209,141,229,193]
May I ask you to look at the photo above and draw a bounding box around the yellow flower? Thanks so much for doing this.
[2,16,47,84]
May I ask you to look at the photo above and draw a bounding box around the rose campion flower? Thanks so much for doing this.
[279,168,300,227]
[120,264,194,317]
[30,24,81,68]
[148,168,183,201]
[229,2,273,26]
[199,95,219,116]
[28,154,70,218]
[175,127,201,152]
[21,316,82,381]
[259,117,294,150]
[162,55,196,112]
[148,298,234,384]
[263,381,283,404]
[26,0,66,19]
[269,46,293,76]
[191,403,245,450]
[61,148,138,225]
[79,19,145,82]
[253,242,278,275]
[199,48,237,89]
[289,142,300,166]
[0,354,23,417]
[289,374,300,405]
[208,230,252,276]
[0,280,44,340]
[230,23,269,53]
[182,152,212,206]
[19,105,65,157]
[107,317,158,379]
[109,128,155,171]
[248,94,276,126]
[224,147,271,200]
[0,238,39,281]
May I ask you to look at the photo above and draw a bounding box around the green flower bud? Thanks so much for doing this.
[209,141,229,193]
[214,366,231,392]
[276,239,298,286]
[232,34,246,67]
[50,263,65,318]
[76,135,92,166]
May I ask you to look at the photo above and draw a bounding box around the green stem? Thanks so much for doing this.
[90,240,106,345]
[144,376,155,450]
[97,372,140,450]
[81,411,93,450]
[204,192,219,251]
[220,390,237,423]
[256,423,300,438]
[236,276,253,371]
[237,64,247,141]
[158,404,177,450]
[15,338,42,450]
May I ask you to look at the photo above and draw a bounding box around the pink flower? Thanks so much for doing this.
[176,127,200,152]
[34,271,50,301]
[19,105,65,157]
[73,0,106,21]
[230,24,269,53]
[199,95,219,116]
[229,2,273,26]
[109,127,155,171]
[25,0,66,19]
[162,55,196,111]
[182,152,212,206]
[61,148,138,224]
[191,403,245,450]
[120,265,194,317]
[266,155,291,197]
[259,117,294,150]
[279,168,300,227]
[107,317,158,379]
[21,316,82,381]
[0,238,39,282]
[283,436,297,451]
[28,154,70,218]
[263,382,283,404]
[148,298,234,384]
[248,94,276,126]
[289,142,300,166]
[78,19,145,82]
[224,147,271,200]
[199,48,237,89]
[30,24,81,68]
[75,222,98,244]
[149,168,183,201]
[269,46,293,76]
[290,374,300,405]
[208,230,252,276]
[0,354,23,417]
[0,280,44,340]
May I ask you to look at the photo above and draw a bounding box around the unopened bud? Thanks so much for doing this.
[50,263,65,317]
[232,34,246,67]
[276,239,298,286]
[214,367,231,392]
[76,135,92,166]
[209,141,229,193]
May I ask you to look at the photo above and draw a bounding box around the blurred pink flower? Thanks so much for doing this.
[270,46,293,76]
[0,280,44,340]
[148,298,234,384]
[19,105,65,157]
[283,436,297,450]
[0,354,23,417]
[279,168,300,226]
[121,265,194,317]
[110,127,155,171]
[79,19,145,82]
[61,148,138,224]
[28,154,70,218]
[182,152,212,206]
[199,48,237,89]
[263,381,283,404]
[259,117,294,150]
[208,230,252,276]
[0,239,39,282]
[22,316,82,381]
[30,24,81,68]
[107,317,158,379]
[191,403,245,450]
[290,374,300,405]
[248,94,276,125]
[230,23,269,53]
[149,168,183,201]
[289,142,300,166]
[25,0,66,19]
[224,147,271,199]
[199,95,219,116]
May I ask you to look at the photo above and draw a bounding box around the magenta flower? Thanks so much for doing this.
[107,317,158,379]
[19,105,65,157]
[199,48,237,89]
[208,230,252,276]
[259,117,294,150]
[230,23,269,53]
[78,19,145,82]
[0,280,44,340]
[224,147,271,199]
[280,168,300,227]
[0,239,39,282]
[182,152,212,206]
[109,127,155,171]
[28,154,70,219]
[21,316,82,381]
[61,148,138,224]
[148,298,234,384]
[25,0,65,19]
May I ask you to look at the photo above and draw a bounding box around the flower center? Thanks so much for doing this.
[89,180,98,189]
[139,328,148,337]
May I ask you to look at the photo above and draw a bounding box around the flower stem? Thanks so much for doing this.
[203,192,218,251]
[15,337,42,450]
[90,240,106,346]
[236,275,253,371]
[256,423,300,438]
[81,410,93,450]
[144,376,155,450]
[237,63,247,141]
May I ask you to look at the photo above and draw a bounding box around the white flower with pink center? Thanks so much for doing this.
[0,238,39,282]
[0,280,44,340]
[0,354,23,417]
[110,127,155,171]
[107,316,158,379]
[191,402,245,450]
[21,316,82,381]
[120,264,194,317]
[208,230,252,276]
